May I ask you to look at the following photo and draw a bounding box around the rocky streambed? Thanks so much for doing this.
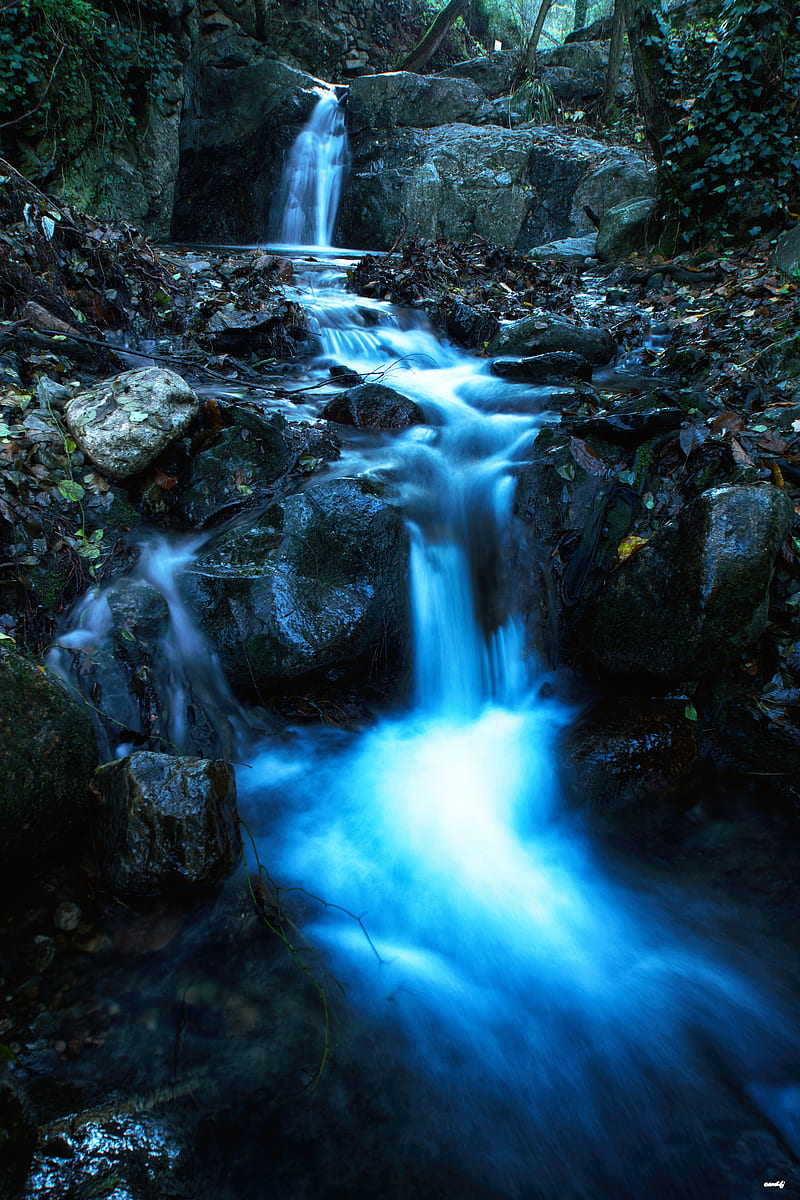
[1,169,800,1197]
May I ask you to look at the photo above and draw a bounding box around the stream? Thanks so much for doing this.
[37,90,800,1199]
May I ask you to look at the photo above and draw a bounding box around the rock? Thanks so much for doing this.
[322,383,425,429]
[490,352,593,383]
[539,66,606,106]
[539,41,610,72]
[528,233,598,262]
[488,313,616,364]
[0,649,97,885]
[341,124,654,253]
[758,332,800,382]
[437,51,522,99]
[564,700,699,812]
[346,72,495,133]
[592,484,793,679]
[65,368,199,480]
[173,58,327,241]
[772,224,800,278]
[94,752,240,893]
[182,477,409,697]
[0,1064,36,1199]
[428,298,499,348]
[596,196,658,261]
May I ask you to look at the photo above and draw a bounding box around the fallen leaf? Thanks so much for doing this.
[617,534,649,562]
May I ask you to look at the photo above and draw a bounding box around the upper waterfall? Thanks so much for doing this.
[270,87,350,248]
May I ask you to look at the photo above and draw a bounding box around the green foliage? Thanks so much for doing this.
[0,0,175,185]
[659,0,800,244]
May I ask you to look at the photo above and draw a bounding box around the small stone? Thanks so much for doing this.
[53,902,81,932]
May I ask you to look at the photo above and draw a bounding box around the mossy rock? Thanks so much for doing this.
[0,649,98,884]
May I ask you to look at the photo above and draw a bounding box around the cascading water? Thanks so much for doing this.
[269,87,349,248]
[50,104,800,1197]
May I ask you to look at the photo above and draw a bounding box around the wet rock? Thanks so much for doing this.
[347,72,495,133]
[569,406,685,447]
[436,51,522,99]
[0,649,97,885]
[772,224,800,278]
[94,752,239,893]
[322,383,425,429]
[65,368,199,480]
[564,700,699,812]
[488,313,616,364]
[182,477,409,698]
[528,233,598,262]
[596,197,658,262]
[592,484,793,680]
[181,411,341,526]
[0,1064,36,1200]
[180,411,294,526]
[427,298,499,349]
[490,352,593,383]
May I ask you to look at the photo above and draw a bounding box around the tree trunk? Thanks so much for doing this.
[620,0,675,159]
[524,0,555,73]
[573,0,588,34]
[399,0,470,73]
[603,0,625,114]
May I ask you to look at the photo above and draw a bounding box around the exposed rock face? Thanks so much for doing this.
[347,72,495,132]
[592,484,793,679]
[0,650,97,884]
[66,368,199,480]
[181,477,409,697]
[172,55,325,242]
[340,116,655,252]
[488,312,616,363]
[596,196,658,261]
[94,752,240,892]
[322,383,425,428]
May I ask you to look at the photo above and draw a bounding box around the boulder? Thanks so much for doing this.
[0,1064,36,1199]
[437,51,522,99]
[490,352,593,383]
[182,477,409,697]
[528,233,598,262]
[596,196,658,261]
[346,72,496,133]
[772,224,800,278]
[94,752,239,892]
[757,332,800,383]
[65,368,199,480]
[564,700,699,813]
[322,383,425,428]
[488,313,616,364]
[0,649,97,884]
[428,298,499,348]
[539,66,606,106]
[341,122,654,252]
[592,484,793,679]
[179,410,341,527]
[539,41,610,72]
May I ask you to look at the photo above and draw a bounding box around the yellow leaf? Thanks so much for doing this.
[617,534,649,562]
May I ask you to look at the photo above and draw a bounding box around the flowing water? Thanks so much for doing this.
[47,98,800,1198]
[269,87,349,250]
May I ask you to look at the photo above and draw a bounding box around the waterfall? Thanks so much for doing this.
[48,110,800,1198]
[270,87,349,248]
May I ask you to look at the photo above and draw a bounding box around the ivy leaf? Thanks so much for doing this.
[58,479,85,503]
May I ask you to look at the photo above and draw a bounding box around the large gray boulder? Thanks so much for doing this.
[772,224,800,278]
[347,72,495,132]
[182,477,409,697]
[596,196,657,261]
[539,41,610,72]
[437,51,522,98]
[322,383,425,429]
[592,484,793,679]
[340,122,655,252]
[94,752,240,893]
[0,650,97,884]
[66,368,199,480]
